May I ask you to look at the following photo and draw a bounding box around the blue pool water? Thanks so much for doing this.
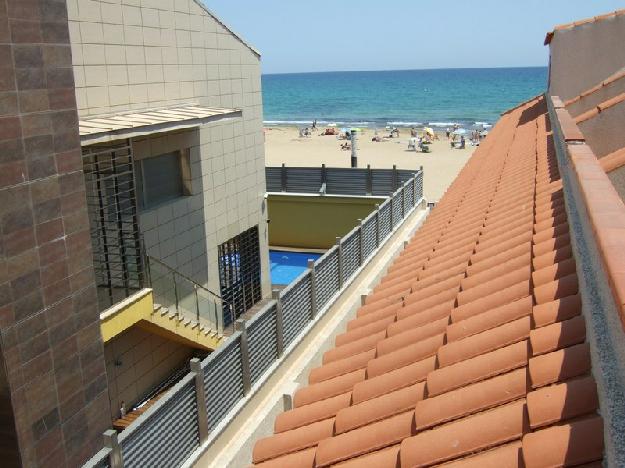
[270,250,323,285]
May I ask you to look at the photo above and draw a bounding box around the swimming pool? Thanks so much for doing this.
[270,250,323,285]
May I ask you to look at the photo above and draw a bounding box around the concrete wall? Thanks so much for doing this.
[548,15,625,101]
[566,74,625,117]
[268,195,385,250]
[68,0,270,299]
[578,102,625,158]
[0,1,111,466]
[103,326,194,420]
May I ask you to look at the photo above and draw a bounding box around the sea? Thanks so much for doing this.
[262,67,548,131]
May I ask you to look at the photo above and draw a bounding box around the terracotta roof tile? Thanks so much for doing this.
[426,341,529,397]
[251,96,604,467]
[528,342,591,388]
[335,382,425,434]
[315,411,414,466]
[401,401,528,466]
[252,447,316,468]
[521,416,604,467]
[528,315,586,356]
[415,369,528,429]
[252,418,334,463]
[275,392,352,433]
[438,441,523,467]
[526,376,598,429]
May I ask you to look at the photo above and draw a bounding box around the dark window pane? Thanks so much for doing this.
[142,152,183,208]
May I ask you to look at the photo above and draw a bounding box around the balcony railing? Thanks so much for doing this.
[145,255,234,336]
[84,170,424,468]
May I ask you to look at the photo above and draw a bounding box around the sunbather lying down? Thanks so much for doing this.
[322,127,338,135]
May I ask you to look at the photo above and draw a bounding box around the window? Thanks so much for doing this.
[135,150,192,210]
[218,226,262,325]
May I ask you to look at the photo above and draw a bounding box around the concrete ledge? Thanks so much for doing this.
[188,202,429,468]
[99,288,153,341]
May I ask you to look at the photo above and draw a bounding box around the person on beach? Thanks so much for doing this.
[312,120,317,131]
[446,127,451,139]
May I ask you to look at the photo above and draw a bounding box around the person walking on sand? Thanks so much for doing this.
[446,127,450,139]
[312,119,317,131]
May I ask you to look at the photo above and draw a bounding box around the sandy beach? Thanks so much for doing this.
[264,126,475,201]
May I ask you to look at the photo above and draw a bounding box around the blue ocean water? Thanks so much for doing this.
[262,67,547,129]
[270,250,322,285]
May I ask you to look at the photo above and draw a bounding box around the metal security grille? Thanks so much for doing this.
[218,226,262,325]
[315,248,340,310]
[82,141,144,312]
[281,275,312,346]
[341,230,360,281]
[379,201,392,239]
[362,215,378,258]
[392,195,403,227]
[204,339,244,430]
[120,377,199,468]
[247,305,278,384]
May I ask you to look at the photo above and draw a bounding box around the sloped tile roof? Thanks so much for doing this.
[544,9,625,44]
[251,96,604,467]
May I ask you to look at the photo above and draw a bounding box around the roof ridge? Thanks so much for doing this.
[563,69,625,107]
[575,92,625,123]
[544,9,625,45]
[192,0,261,57]
[599,146,625,173]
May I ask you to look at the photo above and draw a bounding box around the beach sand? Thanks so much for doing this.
[264,127,475,201]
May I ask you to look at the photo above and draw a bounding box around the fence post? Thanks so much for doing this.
[307,259,317,318]
[173,272,180,317]
[366,164,372,195]
[190,358,209,443]
[357,219,364,265]
[336,237,344,289]
[103,430,123,468]
[321,163,326,189]
[281,163,286,192]
[401,186,405,219]
[272,289,285,357]
[235,319,252,394]
[389,195,394,228]
[375,204,380,247]
[392,164,397,191]
[413,174,418,206]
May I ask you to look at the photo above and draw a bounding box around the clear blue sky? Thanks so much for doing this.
[204,0,624,74]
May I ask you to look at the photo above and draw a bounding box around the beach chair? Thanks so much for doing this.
[421,144,431,153]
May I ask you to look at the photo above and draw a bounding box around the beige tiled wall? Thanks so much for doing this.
[104,326,194,419]
[69,0,270,297]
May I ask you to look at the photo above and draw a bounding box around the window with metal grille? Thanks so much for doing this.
[218,226,262,325]
[134,150,192,210]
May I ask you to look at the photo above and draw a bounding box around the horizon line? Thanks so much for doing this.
[262,65,548,76]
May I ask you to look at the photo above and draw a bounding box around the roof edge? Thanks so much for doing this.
[563,68,625,107]
[544,9,625,45]
[192,0,261,58]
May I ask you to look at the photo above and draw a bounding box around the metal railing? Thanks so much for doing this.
[84,170,424,468]
[145,255,234,336]
[266,164,419,196]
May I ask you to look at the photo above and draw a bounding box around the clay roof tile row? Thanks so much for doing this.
[252,96,604,467]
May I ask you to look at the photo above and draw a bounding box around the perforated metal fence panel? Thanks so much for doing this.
[204,339,244,431]
[285,167,322,193]
[120,378,199,468]
[325,168,368,195]
[266,167,282,192]
[392,191,403,227]
[371,169,394,196]
[405,183,414,209]
[379,201,392,239]
[315,248,340,310]
[281,275,313,346]
[362,214,377,259]
[247,305,278,384]
[341,231,361,282]
[397,169,416,186]
[415,172,423,200]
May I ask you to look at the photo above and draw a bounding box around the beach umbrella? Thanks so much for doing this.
[424,127,435,136]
